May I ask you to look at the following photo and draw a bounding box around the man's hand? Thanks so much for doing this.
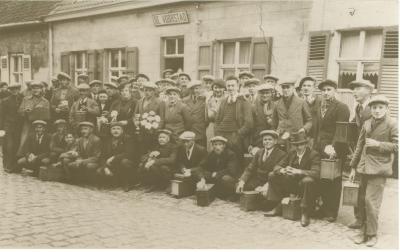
[297,128,305,134]
[349,168,356,183]
[106,156,115,166]
[196,178,206,189]
[281,132,290,140]
[236,180,245,194]
[278,167,286,175]
[0,130,5,137]
[287,167,303,175]
[145,159,155,169]
[183,168,191,177]
[212,172,217,178]
[366,138,380,148]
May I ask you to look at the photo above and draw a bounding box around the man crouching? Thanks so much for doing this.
[264,132,320,227]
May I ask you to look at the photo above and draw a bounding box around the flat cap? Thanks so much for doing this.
[78,121,94,128]
[257,83,274,92]
[279,79,296,86]
[142,81,158,90]
[77,74,88,79]
[318,79,337,90]
[210,136,228,143]
[30,81,44,88]
[117,74,130,82]
[186,80,202,89]
[238,71,254,78]
[136,73,150,81]
[110,121,125,128]
[179,72,191,81]
[212,79,226,89]
[202,75,215,81]
[89,80,102,86]
[57,72,71,81]
[162,69,174,74]
[259,130,279,139]
[244,78,260,87]
[349,79,375,90]
[0,82,8,88]
[263,74,279,81]
[8,83,21,89]
[155,78,176,86]
[165,86,181,94]
[299,76,317,89]
[77,83,90,90]
[32,120,47,126]
[368,95,390,107]
[179,131,196,140]
[158,129,172,135]
[54,119,67,125]
[104,82,118,89]
[170,73,179,79]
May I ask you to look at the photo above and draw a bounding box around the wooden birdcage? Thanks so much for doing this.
[282,196,302,220]
[342,181,359,206]
[240,191,260,211]
[320,159,341,180]
[170,174,196,198]
[196,184,216,207]
[335,122,358,143]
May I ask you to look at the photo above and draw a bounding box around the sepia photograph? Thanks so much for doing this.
[0,0,398,249]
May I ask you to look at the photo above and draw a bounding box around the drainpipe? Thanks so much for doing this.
[48,23,53,85]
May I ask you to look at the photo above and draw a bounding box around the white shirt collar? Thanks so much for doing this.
[296,148,307,163]
[186,144,195,159]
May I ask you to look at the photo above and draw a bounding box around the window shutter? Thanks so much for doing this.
[126,47,139,77]
[250,37,273,80]
[198,42,214,78]
[306,31,330,82]
[103,50,109,82]
[0,56,9,83]
[87,50,96,82]
[60,52,70,75]
[378,26,398,118]
[69,54,75,84]
[22,55,32,82]
[96,49,104,82]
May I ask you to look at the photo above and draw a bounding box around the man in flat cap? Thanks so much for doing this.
[77,74,89,86]
[271,80,312,151]
[162,69,174,79]
[265,132,320,227]
[242,78,260,104]
[51,72,79,121]
[138,129,177,192]
[248,84,276,153]
[67,122,101,183]
[48,119,69,164]
[17,120,51,176]
[182,80,207,147]
[69,84,100,131]
[197,136,240,201]
[18,81,50,156]
[89,80,103,101]
[263,74,281,101]
[0,83,24,172]
[202,75,215,93]
[104,82,120,105]
[215,75,253,165]
[100,121,139,191]
[349,95,397,247]
[238,71,254,91]
[117,75,130,87]
[0,81,10,100]
[178,72,191,98]
[237,130,286,194]
[314,79,350,222]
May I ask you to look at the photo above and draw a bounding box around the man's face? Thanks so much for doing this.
[164,72,172,79]
[179,76,190,86]
[52,80,60,89]
[60,78,69,87]
[137,77,147,84]
[183,139,195,149]
[281,84,294,97]
[226,80,239,95]
[120,86,131,99]
[265,79,277,85]
[9,88,20,95]
[119,78,129,85]
[65,134,75,145]
[158,133,170,145]
[192,86,202,96]
[105,86,116,97]
[240,76,250,85]
[91,85,101,94]
[204,80,213,91]
[263,135,277,149]
[213,85,225,97]
[212,141,225,154]
[80,126,92,137]
[247,84,257,95]
[300,80,315,96]
[295,143,307,153]
[56,124,66,134]
[370,103,388,119]
[35,125,45,135]
[144,87,155,98]
[353,86,371,103]
[167,91,179,103]
[258,90,273,103]
[79,89,89,98]
[77,77,86,85]
[31,86,42,96]
[321,85,336,100]
[98,93,108,103]
[111,126,123,137]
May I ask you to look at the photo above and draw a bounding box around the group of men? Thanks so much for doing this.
[0,68,397,247]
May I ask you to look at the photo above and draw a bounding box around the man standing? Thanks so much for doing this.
[69,84,100,131]
[263,74,281,100]
[162,69,173,79]
[314,80,350,222]
[104,82,120,105]
[242,78,260,104]
[89,80,102,101]
[272,80,312,149]
[77,74,89,86]
[215,75,253,163]
[0,83,24,172]
[238,71,254,91]
[182,80,207,147]
[50,72,79,121]
[264,132,320,227]
[0,82,10,99]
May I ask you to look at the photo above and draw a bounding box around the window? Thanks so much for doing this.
[162,37,184,73]
[219,40,251,79]
[74,51,87,83]
[108,48,127,81]
[10,55,23,85]
[337,30,382,88]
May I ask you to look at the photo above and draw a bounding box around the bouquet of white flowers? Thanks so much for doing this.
[139,111,161,133]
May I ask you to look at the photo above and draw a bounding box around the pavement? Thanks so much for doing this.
[0,166,398,249]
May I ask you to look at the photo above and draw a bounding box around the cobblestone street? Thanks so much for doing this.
[0,166,398,249]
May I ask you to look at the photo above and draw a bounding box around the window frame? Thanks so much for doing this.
[108,48,127,81]
[219,39,251,78]
[164,37,184,58]
[9,54,24,85]
[74,51,88,83]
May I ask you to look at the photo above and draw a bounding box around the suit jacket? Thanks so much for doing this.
[98,101,111,115]
[18,95,50,122]
[101,136,133,162]
[110,97,137,121]
[176,143,207,171]
[50,132,67,155]
[273,147,320,179]
[251,98,276,146]
[182,96,207,141]
[135,96,165,128]
[200,148,240,179]
[69,98,100,128]
[215,95,253,137]
[302,95,322,140]
[272,94,312,134]
[152,142,177,167]
[164,101,193,137]
[352,102,372,132]
[315,98,350,157]
[0,94,24,132]
[350,116,398,176]
[76,134,101,163]
[240,147,287,183]
[22,133,51,159]
[50,86,80,120]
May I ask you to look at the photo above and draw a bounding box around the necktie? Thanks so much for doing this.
[356,103,363,118]
[292,155,300,168]
[262,149,269,162]
[186,149,191,159]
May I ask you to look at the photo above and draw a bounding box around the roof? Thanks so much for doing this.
[51,0,132,14]
[0,1,60,27]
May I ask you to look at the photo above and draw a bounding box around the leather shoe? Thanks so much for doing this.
[351,233,367,244]
[264,204,282,217]
[323,216,336,223]
[301,213,310,227]
[365,235,378,247]
[348,220,363,229]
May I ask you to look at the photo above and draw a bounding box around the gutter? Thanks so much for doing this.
[0,21,41,28]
